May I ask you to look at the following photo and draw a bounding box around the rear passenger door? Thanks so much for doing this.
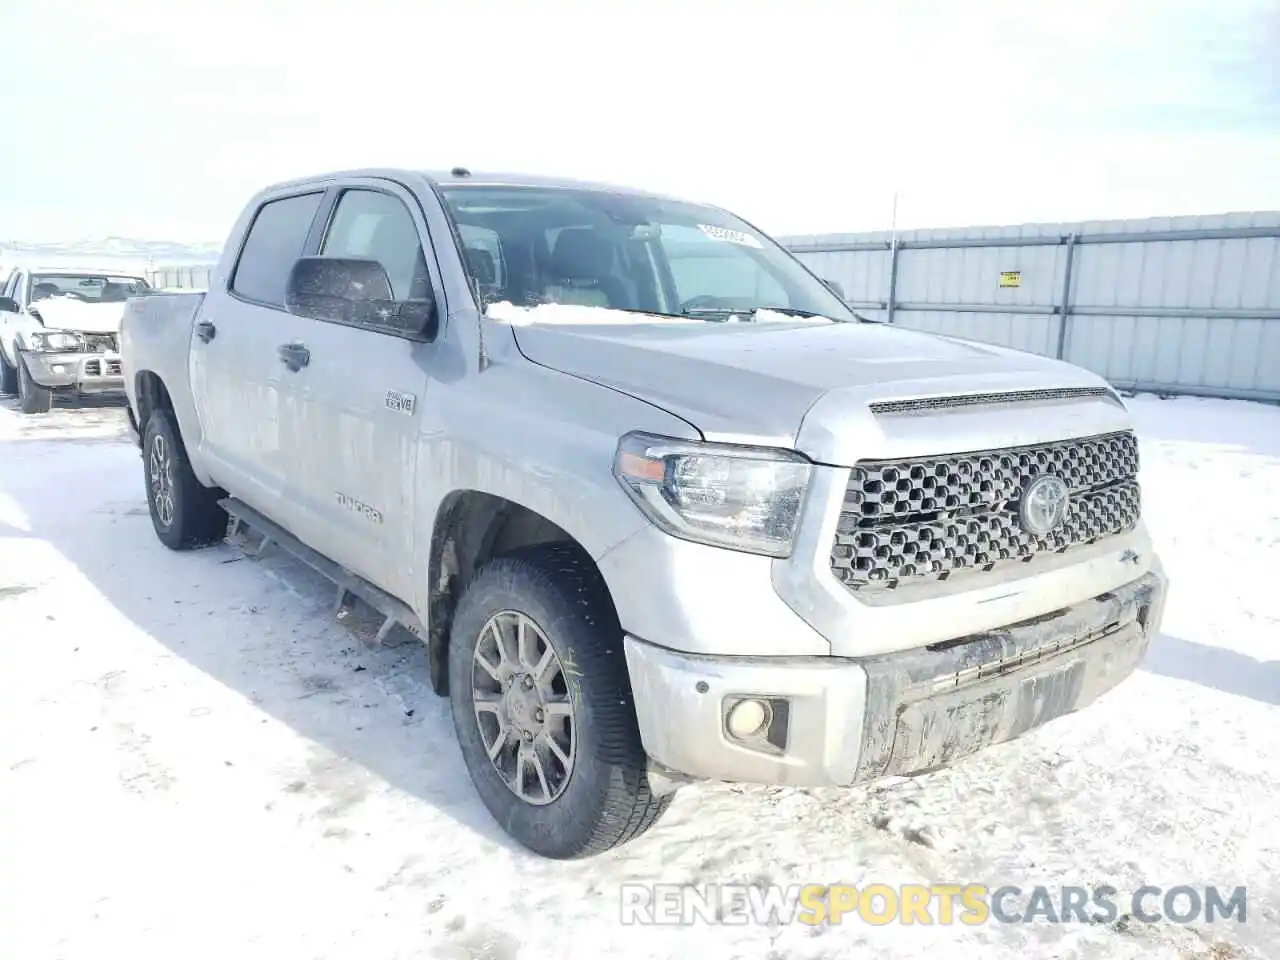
[191,190,323,528]
[284,180,446,602]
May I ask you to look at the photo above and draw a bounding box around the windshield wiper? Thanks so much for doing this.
[680,305,852,323]
[766,306,883,324]
[679,306,748,321]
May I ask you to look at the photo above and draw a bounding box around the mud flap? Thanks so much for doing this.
[126,406,142,449]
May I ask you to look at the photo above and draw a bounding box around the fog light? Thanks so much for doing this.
[52,364,67,374]
[726,698,771,740]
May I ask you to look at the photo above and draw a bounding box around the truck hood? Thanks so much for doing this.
[29,297,126,334]
[506,311,1122,464]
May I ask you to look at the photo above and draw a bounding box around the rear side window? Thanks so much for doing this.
[231,192,323,306]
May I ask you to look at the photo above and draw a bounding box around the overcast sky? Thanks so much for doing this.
[1,0,1276,243]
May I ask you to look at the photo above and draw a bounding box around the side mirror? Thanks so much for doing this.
[822,278,845,300]
[0,296,18,313]
[284,256,437,340]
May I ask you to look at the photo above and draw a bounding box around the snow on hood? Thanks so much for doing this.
[28,295,127,334]
[484,301,834,327]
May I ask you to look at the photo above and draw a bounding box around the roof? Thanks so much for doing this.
[424,169,683,201]
[260,167,690,204]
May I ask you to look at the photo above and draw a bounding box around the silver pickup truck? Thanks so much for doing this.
[120,168,1168,859]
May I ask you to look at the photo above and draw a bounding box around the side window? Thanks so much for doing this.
[231,192,324,306]
[320,190,429,301]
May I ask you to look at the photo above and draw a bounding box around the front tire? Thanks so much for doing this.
[448,542,670,859]
[142,409,228,550]
[16,355,52,414]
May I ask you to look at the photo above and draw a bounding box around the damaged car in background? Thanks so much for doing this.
[0,266,150,413]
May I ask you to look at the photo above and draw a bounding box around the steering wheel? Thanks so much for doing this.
[59,291,90,302]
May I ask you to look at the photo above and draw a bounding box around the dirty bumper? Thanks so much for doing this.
[20,349,125,392]
[624,569,1166,787]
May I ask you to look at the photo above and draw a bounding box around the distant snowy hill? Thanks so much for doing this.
[0,236,222,269]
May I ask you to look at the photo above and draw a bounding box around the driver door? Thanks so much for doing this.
[281,180,445,602]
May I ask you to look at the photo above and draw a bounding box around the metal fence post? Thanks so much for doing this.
[1054,233,1078,359]
[886,240,900,324]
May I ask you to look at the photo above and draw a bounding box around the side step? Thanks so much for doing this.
[219,497,424,649]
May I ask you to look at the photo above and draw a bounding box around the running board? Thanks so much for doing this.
[219,497,424,649]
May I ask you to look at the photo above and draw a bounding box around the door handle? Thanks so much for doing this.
[195,320,216,343]
[277,342,310,372]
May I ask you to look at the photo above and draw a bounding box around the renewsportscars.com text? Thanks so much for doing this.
[619,883,1248,927]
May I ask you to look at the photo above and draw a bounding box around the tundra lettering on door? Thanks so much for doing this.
[335,492,383,524]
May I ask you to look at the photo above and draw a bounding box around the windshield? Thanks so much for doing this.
[30,273,151,304]
[438,185,854,322]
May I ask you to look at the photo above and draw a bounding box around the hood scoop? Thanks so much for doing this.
[869,386,1118,416]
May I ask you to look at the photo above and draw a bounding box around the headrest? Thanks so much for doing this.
[368,213,419,251]
[465,247,496,286]
[550,228,612,279]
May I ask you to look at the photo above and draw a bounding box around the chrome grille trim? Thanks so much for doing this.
[869,387,1116,416]
[830,431,1141,593]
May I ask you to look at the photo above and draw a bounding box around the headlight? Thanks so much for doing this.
[613,432,813,557]
[28,330,84,352]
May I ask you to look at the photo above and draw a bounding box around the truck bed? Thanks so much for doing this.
[120,291,206,456]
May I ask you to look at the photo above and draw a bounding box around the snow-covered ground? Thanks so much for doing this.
[0,393,1276,960]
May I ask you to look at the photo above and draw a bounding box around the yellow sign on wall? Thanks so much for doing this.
[999,271,1022,288]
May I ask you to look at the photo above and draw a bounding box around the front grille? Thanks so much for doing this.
[83,358,123,377]
[830,431,1141,593]
[83,333,118,354]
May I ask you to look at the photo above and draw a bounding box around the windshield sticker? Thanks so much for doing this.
[697,224,763,249]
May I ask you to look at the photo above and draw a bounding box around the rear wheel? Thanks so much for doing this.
[142,408,228,550]
[16,355,52,414]
[448,542,670,858]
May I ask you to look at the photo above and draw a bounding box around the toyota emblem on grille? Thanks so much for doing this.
[1019,475,1070,535]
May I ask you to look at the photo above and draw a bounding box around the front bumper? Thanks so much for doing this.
[19,349,125,393]
[625,566,1167,787]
